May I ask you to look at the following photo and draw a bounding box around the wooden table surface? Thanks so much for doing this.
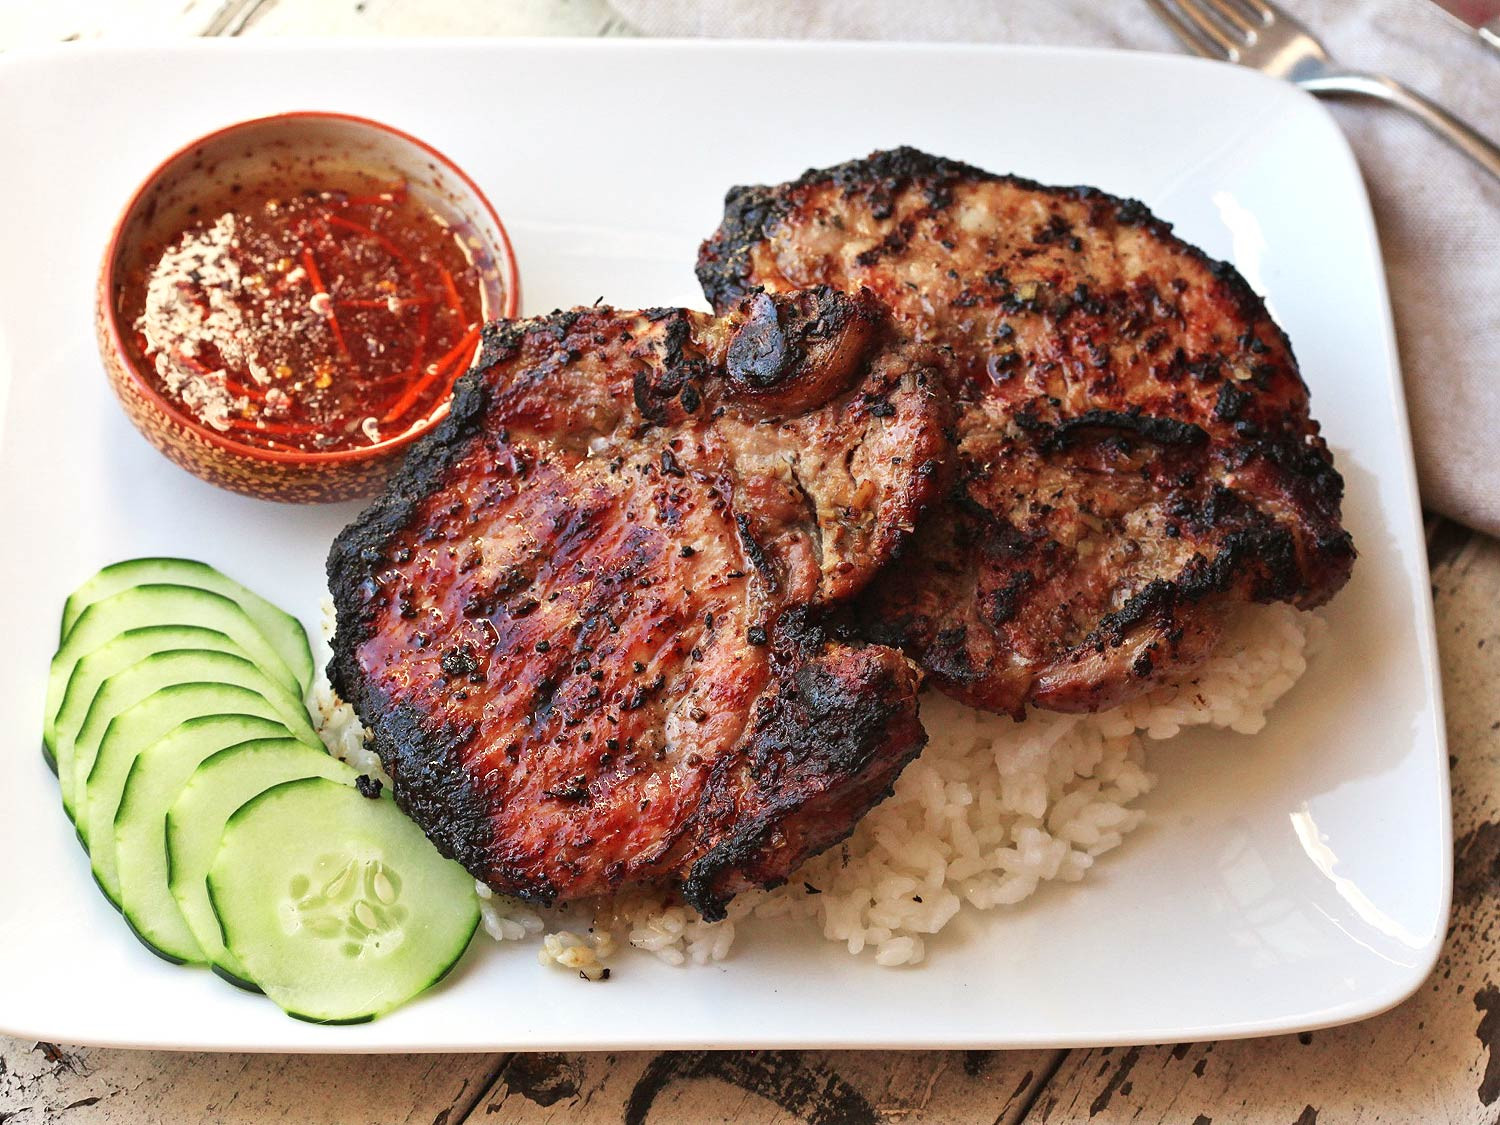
[3,2,1496,1121]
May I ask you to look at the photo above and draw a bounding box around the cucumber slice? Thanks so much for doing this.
[46,585,303,767]
[167,739,359,984]
[208,777,479,1023]
[114,717,297,964]
[75,648,317,849]
[60,558,314,695]
[51,625,246,819]
[86,675,320,906]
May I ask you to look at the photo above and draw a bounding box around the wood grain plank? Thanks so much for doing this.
[465,1048,1063,1125]
[237,0,635,38]
[1022,533,1500,1125]
[0,1042,507,1125]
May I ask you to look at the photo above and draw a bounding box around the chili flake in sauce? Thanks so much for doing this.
[124,178,485,454]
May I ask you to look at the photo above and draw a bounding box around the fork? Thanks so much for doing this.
[1146,0,1500,180]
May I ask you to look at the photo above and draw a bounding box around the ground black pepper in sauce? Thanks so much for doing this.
[122,175,485,454]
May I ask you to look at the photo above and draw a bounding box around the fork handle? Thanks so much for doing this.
[1299,71,1500,181]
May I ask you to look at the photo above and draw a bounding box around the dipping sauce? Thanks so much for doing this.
[120,175,485,454]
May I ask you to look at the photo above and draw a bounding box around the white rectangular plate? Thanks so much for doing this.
[0,40,1447,1052]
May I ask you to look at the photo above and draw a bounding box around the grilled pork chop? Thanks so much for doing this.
[698,148,1354,716]
[327,287,947,918]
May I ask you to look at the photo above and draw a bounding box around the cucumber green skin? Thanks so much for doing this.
[50,625,246,820]
[83,667,321,902]
[208,777,480,1024]
[47,586,303,783]
[213,964,262,992]
[165,738,358,981]
[91,687,301,906]
[73,649,317,841]
[114,718,298,964]
[60,558,315,696]
[289,1010,378,1026]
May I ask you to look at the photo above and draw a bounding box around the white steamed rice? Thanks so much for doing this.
[314,600,1322,973]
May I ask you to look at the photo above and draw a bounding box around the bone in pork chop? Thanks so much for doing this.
[327,287,947,919]
[697,148,1354,717]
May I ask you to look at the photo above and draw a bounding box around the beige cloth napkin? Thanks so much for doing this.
[609,0,1500,537]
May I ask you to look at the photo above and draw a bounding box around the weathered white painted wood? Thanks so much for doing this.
[0,0,636,51]
[471,1049,1062,1125]
[1023,531,1499,1125]
[0,1041,506,1124]
[239,0,635,38]
[0,0,238,48]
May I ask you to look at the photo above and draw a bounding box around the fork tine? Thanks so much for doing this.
[1164,0,1245,54]
[1144,0,1229,59]
[1202,0,1258,33]
[1231,0,1274,20]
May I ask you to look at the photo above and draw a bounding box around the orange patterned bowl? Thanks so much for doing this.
[96,111,519,504]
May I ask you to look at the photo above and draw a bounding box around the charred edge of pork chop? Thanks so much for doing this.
[326,365,503,875]
[327,365,494,666]
[856,518,1303,718]
[698,146,1291,360]
[1015,408,1351,605]
[682,611,926,920]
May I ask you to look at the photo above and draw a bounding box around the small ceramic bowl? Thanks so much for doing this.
[96,111,519,504]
